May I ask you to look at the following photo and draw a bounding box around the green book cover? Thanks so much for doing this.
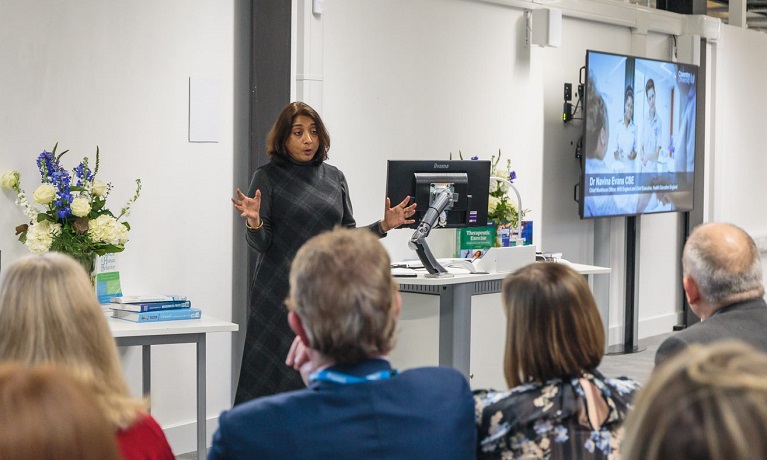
[94,253,122,304]
[455,225,494,258]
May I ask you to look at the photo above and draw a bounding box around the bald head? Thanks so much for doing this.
[683,223,764,307]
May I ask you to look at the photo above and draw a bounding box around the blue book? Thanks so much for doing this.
[113,307,202,323]
[110,300,192,313]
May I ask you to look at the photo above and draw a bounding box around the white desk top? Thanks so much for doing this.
[394,261,610,286]
[108,315,238,338]
[567,262,611,275]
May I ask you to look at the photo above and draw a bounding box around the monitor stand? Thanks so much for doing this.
[408,188,454,278]
[606,215,646,355]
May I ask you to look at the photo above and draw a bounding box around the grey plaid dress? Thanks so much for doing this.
[234,158,384,404]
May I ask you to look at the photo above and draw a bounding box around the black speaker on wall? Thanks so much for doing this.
[657,0,706,15]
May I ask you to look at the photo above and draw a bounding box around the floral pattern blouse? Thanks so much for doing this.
[473,370,639,459]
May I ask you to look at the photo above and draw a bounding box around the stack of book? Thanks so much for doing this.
[109,294,202,323]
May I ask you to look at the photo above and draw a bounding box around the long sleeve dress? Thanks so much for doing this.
[234,157,385,404]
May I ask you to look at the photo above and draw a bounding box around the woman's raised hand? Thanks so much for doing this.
[380,196,417,232]
[232,188,262,228]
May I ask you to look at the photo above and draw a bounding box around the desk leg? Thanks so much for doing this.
[197,334,206,460]
[438,284,472,379]
[142,345,151,411]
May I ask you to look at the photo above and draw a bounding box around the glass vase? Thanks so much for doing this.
[71,252,97,278]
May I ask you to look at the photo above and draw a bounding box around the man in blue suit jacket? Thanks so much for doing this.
[655,222,767,366]
[209,228,476,460]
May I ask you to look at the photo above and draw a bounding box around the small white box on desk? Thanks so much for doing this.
[474,245,537,274]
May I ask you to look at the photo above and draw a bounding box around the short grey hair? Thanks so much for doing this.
[683,223,763,306]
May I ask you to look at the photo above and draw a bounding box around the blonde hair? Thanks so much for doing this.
[622,341,767,460]
[0,252,146,429]
[0,362,121,460]
[287,227,398,364]
[502,263,605,387]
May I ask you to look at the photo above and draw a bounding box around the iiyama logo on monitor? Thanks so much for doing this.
[433,163,449,169]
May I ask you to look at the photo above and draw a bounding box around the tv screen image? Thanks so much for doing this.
[579,50,698,219]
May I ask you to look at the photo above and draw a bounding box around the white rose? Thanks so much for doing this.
[32,183,57,205]
[0,170,18,189]
[70,196,92,217]
[91,179,107,197]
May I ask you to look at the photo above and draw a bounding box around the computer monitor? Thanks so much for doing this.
[386,160,491,277]
[385,160,491,230]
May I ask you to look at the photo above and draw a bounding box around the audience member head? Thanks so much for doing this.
[501,262,605,387]
[682,222,764,317]
[0,252,145,429]
[585,72,609,160]
[286,227,399,365]
[266,101,331,166]
[0,362,121,460]
[623,341,767,460]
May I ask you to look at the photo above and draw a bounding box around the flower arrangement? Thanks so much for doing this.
[1,144,141,271]
[450,149,529,229]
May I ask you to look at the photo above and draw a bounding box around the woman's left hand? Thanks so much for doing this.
[380,196,417,232]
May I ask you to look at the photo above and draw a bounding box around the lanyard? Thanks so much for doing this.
[309,368,397,385]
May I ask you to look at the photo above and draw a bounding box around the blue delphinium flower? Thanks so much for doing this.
[35,149,73,219]
[36,151,57,182]
[51,168,73,219]
[73,159,94,186]
[509,170,517,182]
[471,156,479,160]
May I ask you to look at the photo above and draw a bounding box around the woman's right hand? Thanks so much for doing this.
[232,188,262,228]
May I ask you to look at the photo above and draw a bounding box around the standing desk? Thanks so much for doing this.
[109,315,238,460]
[397,263,610,379]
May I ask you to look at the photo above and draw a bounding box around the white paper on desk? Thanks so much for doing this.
[391,267,419,277]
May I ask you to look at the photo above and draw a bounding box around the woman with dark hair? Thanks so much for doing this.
[231,101,416,403]
[474,263,639,459]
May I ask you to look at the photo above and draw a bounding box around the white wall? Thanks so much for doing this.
[0,1,249,455]
[711,26,767,235]
[709,25,767,285]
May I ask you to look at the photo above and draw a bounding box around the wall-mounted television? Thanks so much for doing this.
[578,50,699,219]
[385,160,491,229]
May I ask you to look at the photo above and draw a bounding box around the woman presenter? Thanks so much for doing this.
[231,101,415,403]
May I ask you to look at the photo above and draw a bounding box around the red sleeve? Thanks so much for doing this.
[116,414,175,460]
